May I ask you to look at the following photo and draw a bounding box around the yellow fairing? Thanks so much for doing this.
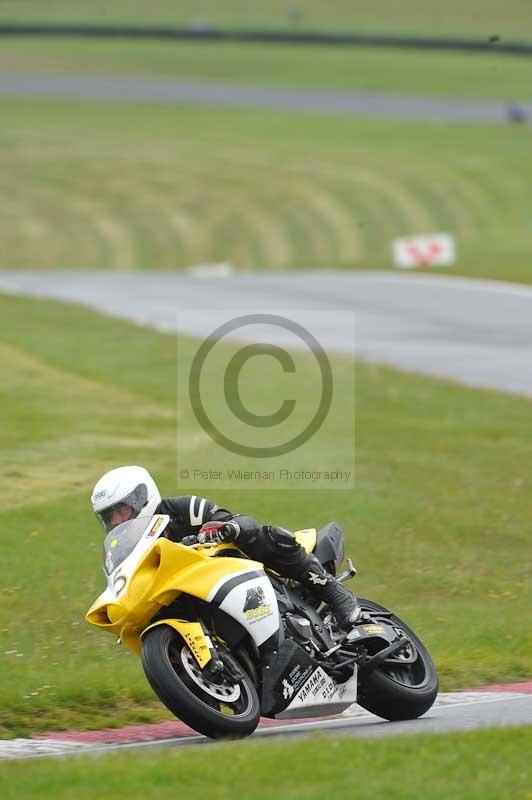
[141,620,212,668]
[86,538,262,655]
[294,528,317,554]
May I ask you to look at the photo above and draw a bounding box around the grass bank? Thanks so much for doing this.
[0,293,530,736]
[1,98,531,282]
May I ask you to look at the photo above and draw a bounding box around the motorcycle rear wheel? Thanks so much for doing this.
[355,598,438,721]
[141,625,261,739]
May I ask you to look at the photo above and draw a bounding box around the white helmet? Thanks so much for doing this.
[91,466,161,534]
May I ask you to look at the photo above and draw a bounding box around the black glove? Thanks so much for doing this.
[197,520,240,545]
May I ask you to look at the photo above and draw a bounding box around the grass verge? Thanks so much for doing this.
[0,293,530,736]
[1,97,531,282]
[2,727,532,799]
[2,38,532,99]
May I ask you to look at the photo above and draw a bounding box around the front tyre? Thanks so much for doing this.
[141,625,261,739]
[356,598,438,721]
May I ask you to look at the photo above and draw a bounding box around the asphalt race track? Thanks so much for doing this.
[2,689,532,759]
[0,74,531,124]
[1,269,531,397]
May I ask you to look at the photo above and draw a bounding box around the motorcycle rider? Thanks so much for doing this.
[91,465,359,630]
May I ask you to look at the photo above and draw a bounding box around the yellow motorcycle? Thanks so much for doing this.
[86,514,438,739]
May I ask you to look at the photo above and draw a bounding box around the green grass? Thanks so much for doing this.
[1,97,532,282]
[1,0,531,40]
[0,293,531,736]
[2,728,532,799]
[2,38,532,99]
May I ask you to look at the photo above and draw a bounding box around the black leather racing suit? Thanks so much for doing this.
[155,495,357,628]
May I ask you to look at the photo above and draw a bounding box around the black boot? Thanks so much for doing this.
[298,555,359,630]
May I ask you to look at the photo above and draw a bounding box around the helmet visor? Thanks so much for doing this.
[95,483,148,534]
[96,503,133,534]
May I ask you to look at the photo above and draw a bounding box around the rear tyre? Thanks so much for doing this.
[141,625,261,739]
[355,598,438,721]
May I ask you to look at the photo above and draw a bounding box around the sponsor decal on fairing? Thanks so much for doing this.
[243,587,273,622]
[214,575,280,647]
[281,666,358,714]
[282,679,295,700]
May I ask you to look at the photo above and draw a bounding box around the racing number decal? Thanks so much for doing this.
[113,572,127,596]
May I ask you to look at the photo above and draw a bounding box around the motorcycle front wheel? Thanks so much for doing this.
[355,598,439,721]
[141,625,261,739]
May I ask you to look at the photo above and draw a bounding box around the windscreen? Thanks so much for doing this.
[102,517,152,575]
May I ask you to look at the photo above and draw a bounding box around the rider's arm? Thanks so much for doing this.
[157,495,233,541]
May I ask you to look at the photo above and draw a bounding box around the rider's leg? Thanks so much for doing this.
[233,518,358,630]
[294,552,359,630]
